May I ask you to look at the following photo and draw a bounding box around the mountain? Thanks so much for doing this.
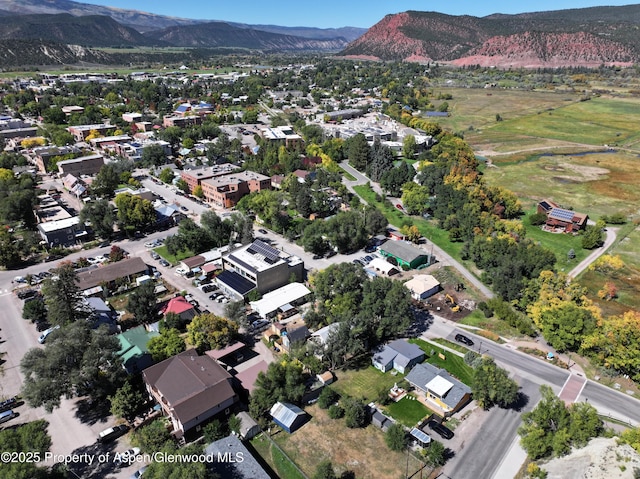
[0,0,201,32]
[227,24,366,42]
[0,13,164,47]
[340,6,640,67]
[142,21,349,52]
[0,39,111,66]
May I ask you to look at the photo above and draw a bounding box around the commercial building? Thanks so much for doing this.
[249,282,312,319]
[57,154,105,177]
[37,216,87,247]
[216,239,304,299]
[200,170,271,208]
[260,126,303,149]
[67,124,117,142]
[378,241,429,270]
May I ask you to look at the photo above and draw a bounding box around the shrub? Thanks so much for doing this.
[328,404,344,419]
[317,387,339,409]
[385,423,408,451]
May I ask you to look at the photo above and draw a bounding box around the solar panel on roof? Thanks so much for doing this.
[549,208,575,221]
[248,240,280,262]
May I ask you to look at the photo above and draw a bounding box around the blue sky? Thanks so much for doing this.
[80,0,636,28]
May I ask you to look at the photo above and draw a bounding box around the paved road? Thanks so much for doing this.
[568,226,617,278]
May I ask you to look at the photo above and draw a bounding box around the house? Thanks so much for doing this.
[205,434,270,479]
[249,282,312,320]
[117,326,159,374]
[236,411,261,440]
[280,318,309,352]
[310,323,340,348]
[143,350,239,439]
[86,297,118,332]
[155,203,186,227]
[76,257,149,294]
[368,257,399,276]
[537,199,588,232]
[37,216,88,247]
[160,296,196,322]
[404,275,441,300]
[372,339,425,374]
[217,240,304,300]
[405,363,472,416]
[378,241,428,270]
[270,402,308,433]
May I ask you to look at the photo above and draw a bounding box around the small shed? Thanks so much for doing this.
[317,371,334,386]
[410,427,432,447]
[270,402,307,434]
[236,411,261,440]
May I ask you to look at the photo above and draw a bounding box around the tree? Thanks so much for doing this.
[193,184,204,199]
[114,193,156,235]
[224,300,248,327]
[343,397,369,428]
[159,167,174,184]
[175,178,189,194]
[422,440,446,467]
[127,281,158,325]
[581,222,605,249]
[21,321,124,412]
[385,423,408,451]
[402,134,417,159]
[0,420,52,479]
[131,418,173,453]
[22,297,47,323]
[147,328,186,362]
[203,419,229,443]
[317,387,339,409]
[346,133,371,171]
[582,311,640,381]
[538,302,597,352]
[472,357,519,409]
[141,144,168,167]
[186,313,238,352]
[109,379,147,423]
[249,360,306,421]
[80,199,116,239]
[401,182,430,215]
[92,163,120,198]
[313,461,337,479]
[109,245,126,263]
[41,263,89,326]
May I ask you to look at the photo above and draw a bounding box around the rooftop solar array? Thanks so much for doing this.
[410,428,432,444]
[247,240,280,264]
[549,208,575,222]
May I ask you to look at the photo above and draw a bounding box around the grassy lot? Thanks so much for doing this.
[484,151,640,220]
[459,310,525,338]
[270,405,424,479]
[331,364,401,402]
[409,339,474,385]
[520,209,589,269]
[153,245,194,264]
[429,338,472,354]
[250,434,305,479]
[383,395,434,427]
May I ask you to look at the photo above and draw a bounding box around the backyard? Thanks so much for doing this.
[409,339,475,386]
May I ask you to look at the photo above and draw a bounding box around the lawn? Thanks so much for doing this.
[153,245,194,264]
[409,339,474,386]
[383,395,434,427]
[331,365,401,402]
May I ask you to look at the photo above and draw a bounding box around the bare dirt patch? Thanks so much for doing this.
[541,437,640,479]
[274,405,424,479]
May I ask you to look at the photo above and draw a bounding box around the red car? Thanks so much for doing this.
[396,204,404,210]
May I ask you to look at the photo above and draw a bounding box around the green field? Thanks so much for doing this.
[251,434,305,479]
[154,245,194,264]
[331,365,401,402]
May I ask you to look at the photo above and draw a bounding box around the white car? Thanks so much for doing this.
[95,255,108,263]
[175,267,188,276]
[144,241,156,248]
[115,447,141,465]
[38,324,60,344]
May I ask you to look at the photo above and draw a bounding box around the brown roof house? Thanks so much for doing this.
[537,199,588,233]
[143,349,239,439]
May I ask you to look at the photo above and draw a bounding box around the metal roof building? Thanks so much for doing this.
[270,402,307,433]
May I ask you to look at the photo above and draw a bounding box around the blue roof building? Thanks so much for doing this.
[270,402,307,433]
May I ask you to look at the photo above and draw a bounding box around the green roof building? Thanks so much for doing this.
[117,326,159,374]
[378,241,428,270]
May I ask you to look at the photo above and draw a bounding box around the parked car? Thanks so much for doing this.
[115,447,141,465]
[312,254,323,260]
[150,251,160,260]
[159,259,170,267]
[428,420,454,440]
[130,465,148,479]
[0,396,17,412]
[352,259,364,266]
[97,424,129,443]
[38,324,60,344]
[325,250,337,258]
[455,334,474,346]
[258,228,268,234]
[175,267,188,276]
[0,409,17,424]
[94,255,108,263]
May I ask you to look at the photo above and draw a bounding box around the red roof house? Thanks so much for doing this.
[161,296,196,321]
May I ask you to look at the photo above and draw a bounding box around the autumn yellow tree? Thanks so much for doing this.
[582,310,640,381]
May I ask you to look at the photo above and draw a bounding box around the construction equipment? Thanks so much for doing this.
[445,293,461,312]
